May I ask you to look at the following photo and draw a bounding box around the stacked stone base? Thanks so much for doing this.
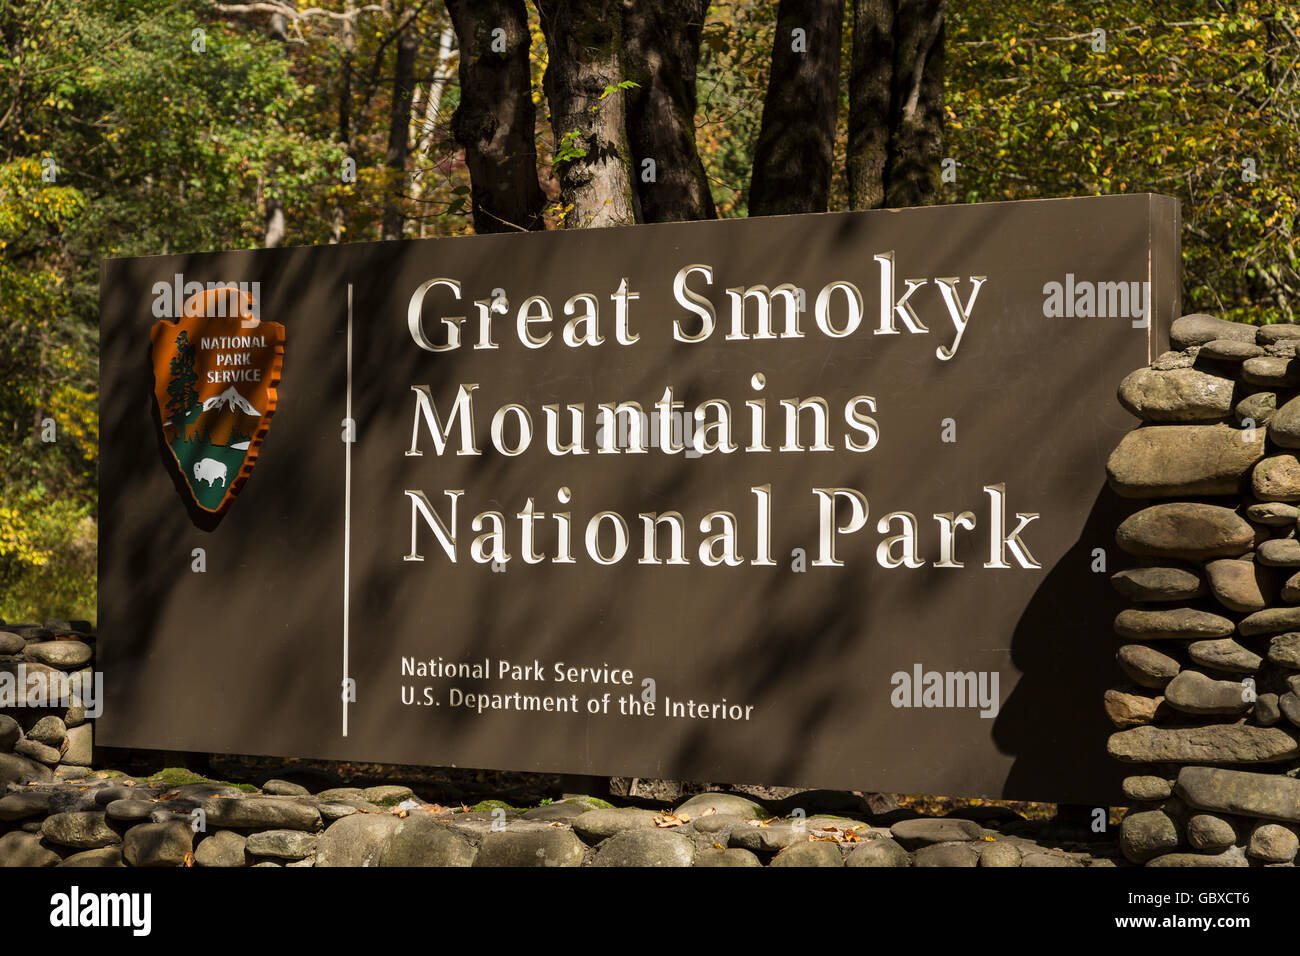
[1107,314,1300,867]
[0,620,96,785]
[0,772,1117,867]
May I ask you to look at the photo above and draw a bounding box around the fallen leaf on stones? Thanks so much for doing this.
[981,835,996,841]
[653,812,689,827]
[183,852,194,867]
[550,821,564,827]
[713,842,724,850]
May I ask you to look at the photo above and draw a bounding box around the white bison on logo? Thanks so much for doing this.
[193,458,228,487]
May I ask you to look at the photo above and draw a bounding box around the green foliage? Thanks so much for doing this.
[0,489,96,623]
[947,2,1299,323]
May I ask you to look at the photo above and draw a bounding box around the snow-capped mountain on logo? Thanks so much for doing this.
[201,386,261,416]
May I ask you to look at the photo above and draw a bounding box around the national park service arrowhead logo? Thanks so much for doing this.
[151,287,285,516]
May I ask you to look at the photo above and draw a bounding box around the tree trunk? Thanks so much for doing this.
[883,0,947,208]
[332,0,357,243]
[621,0,715,222]
[536,0,640,229]
[382,17,420,241]
[445,0,546,233]
[847,0,894,209]
[748,0,844,216]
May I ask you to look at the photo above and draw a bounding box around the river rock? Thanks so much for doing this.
[1108,425,1264,497]
[1200,338,1264,362]
[593,829,695,867]
[1171,314,1256,348]
[1243,355,1300,387]
[1187,638,1262,675]
[24,640,91,669]
[1257,539,1300,568]
[1147,846,1249,867]
[890,817,984,848]
[1104,689,1163,728]
[1110,567,1206,603]
[41,811,120,849]
[199,796,321,831]
[315,813,401,867]
[1253,455,1300,501]
[1122,776,1173,802]
[1246,501,1294,526]
[1120,809,1179,863]
[194,830,248,867]
[1247,822,1298,863]
[1280,692,1300,727]
[1256,693,1282,725]
[1109,724,1300,763]
[262,779,310,796]
[978,841,1022,867]
[914,843,980,867]
[0,830,60,866]
[1175,766,1300,822]
[1240,606,1300,636]
[694,848,762,867]
[0,714,20,751]
[1113,608,1234,641]
[474,827,585,867]
[0,631,24,654]
[1186,813,1236,851]
[246,829,318,860]
[26,715,65,747]
[675,792,767,820]
[379,815,476,867]
[1204,559,1269,612]
[1116,504,1254,559]
[1117,644,1180,689]
[1116,367,1235,422]
[1236,392,1278,427]
[1258,323,1300,344]
[1268,633,1300,667]
[0,752,53,786]
[572,808,660,842]
[15,738,60,764]
[1165,670,1253,716]
[123,821,193,867]
[845,837,910,867]
[58,847,125,868]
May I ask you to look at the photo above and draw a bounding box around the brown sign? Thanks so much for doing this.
[99,194,1179,801]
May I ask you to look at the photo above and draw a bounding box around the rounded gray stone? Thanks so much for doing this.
[1120,810,1179,863]
[1147,847,1248,867]
[0,631,25,654]
[572,807,660,843]
[1107,424,1263,497]
[315,813,401,867]
[1204,559,1269,613]
[1268,633,1300,668]
[379,815,476,867]
[41,811,121,849]
[1175,766,1300,823]
[1254,455,1300,502]
[1116,644,1181,690]
[1110,567,1206,603]
[262,779,310,796]
[1237,392,1278,427]
[1239,605,1300,636]
[1258,323,1300,345]
[246,829,319,860]
[978,841,1023,867]
[675,792,768,820]
[106,799,159,823]
[62,724,91,767]
[199,796,321,831]
[769,841,844,867]
[1114,608,1235,641]
[1121,775,1173,802]
[1108,725,1300,764]
[194,830,248,867]
[1170,314,1256,349]
[693,847,762,867]
[1246,500,1294,525]
[474,827,585,867]
[123,821,193,867]
[1187,638,1261,675]
[58,847,125,868]
[24,640,91,669]
[1243,355,1300,388]
[15,738,60,765]
[914,843,980,867]
[1116,366,1235,422]
[0,714,20,751]
[0,830,61,867]
[26,715,65,747]
[1199,338,1264,362]
[592,828,695,867]
[1116,504,1254,560]
[1161,666,1254,716]
[890,817,984,849]
[845,837,910,867]
[1186,813,1236,851]
[1247,822,1298,863]
[1256,693,1282,726]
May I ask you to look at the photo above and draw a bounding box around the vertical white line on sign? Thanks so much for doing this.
[343,282,353,737]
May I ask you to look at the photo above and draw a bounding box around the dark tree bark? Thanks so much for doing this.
[382,18,420,240]
[536,0,640,228]
[883,0,947,208]
[332,0,357,243]
[621,0,716,222]
[748,0,844,216]
[847,0,948,210]
[847,0,893,209]
[445,0,547,233]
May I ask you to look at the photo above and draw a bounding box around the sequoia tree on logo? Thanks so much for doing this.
[150,287,285,515]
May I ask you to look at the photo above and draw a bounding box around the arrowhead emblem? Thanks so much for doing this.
[150,287,285,516]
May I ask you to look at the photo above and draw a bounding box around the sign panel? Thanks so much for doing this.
[99,194,1179,800]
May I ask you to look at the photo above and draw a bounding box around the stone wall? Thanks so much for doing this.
[0,620,95,781]
[1107,313,1300,867]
